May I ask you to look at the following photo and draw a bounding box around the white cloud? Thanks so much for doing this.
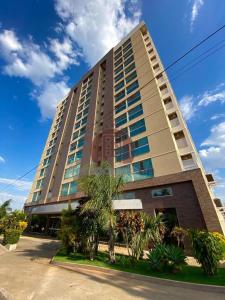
[0,2,142,119]
[198,90,225,107]
[54,0,141,66]
[0,177,32,191]
[49,37,80,70]
[0,191,26,210]
[34,81,70,119]
[179,95,197,121]
[0,29,75,119]
[199,122,225,169]
[190,0,204,30]
[0,156,5,163]
[210,114,225,121]
[179,83,225,121]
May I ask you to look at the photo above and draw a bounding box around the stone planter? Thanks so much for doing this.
[5,243,17,251]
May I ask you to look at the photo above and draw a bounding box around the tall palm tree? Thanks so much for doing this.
[0,199,11,219]
[79,161,124,263]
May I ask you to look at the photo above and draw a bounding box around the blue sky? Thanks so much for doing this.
[0,0,225,209]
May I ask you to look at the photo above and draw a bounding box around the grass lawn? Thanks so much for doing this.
[53,249,225,286]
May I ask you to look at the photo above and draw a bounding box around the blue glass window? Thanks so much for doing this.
[123,43,132,53]
[61,181,78,196]
[78,137,84,148]
[115,101,126,114]
[115,72,124,83]
[115,113,127,127]
[123,48,133,60]
[115,144,130,162]
[125,62,135,74]
[126,80,139,95]
[115,58,123,67]
[115,164,132,182]
[128,104,143,121]
[126,71,137,84]
[124,55,134,67]
[115,64,123,74]
[129,119,146,137]
[132,159,154,181]
[131,137,149,157]
[115,80,124,92]
[127,91,141,107]
[70,142,77,152]
[115,127,128,143]
[115,90,125,102]
[64,164,80,179]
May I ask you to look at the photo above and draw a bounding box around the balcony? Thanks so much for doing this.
[181,154,196,170]
[206,173,216,186]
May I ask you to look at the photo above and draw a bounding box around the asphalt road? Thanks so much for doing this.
[0,236,224,300]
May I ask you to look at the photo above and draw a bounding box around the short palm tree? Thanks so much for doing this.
[79,161,124,263]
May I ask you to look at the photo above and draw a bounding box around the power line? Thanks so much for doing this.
[1,23,225,196]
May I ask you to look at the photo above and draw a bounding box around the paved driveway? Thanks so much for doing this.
[0,236,224,300]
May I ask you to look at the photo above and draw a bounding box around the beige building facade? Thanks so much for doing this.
[25,22,225,235]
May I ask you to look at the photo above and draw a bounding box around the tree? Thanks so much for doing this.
[79,161,124,263]
[0,200,12,220]
[117,212,164,261]
[59,204,79,254]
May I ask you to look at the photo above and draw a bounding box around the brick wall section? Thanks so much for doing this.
[124,168,225,234]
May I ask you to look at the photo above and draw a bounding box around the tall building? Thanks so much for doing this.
[25,22,225,234]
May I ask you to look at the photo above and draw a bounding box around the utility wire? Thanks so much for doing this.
[1,23,225,196]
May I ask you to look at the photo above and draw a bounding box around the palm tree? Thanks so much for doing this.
[0,199,11,219]
[79,161,124,263]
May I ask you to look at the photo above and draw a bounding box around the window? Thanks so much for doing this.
[70,142,77,152]
[64,164,80,179]
[77,137,84,148]
[131,137,149,157]
[115,164,132,182]
[115,80,124,92]
[76,112,82,121]
[128,104,143,121]
[73,131,79,140]
[81,116,88,126]
[123,42,132,53]
[125,62,135,75]
[36,179,43,189]
[115,192,135,200]
[40,168,46,177]
[114,46,122,56]
[68,154,75,164]
[124,55,134,67]
[32,191,41,202]
[60,181,78,196]
[115,72,124,83]
[129,119,146,137]
[123,48,133,60]
[114,51,122,62]
[115,127,128,143]
[152,187,173,198]
[127,91,141,107]
[43,157,51,166]
[115,101,126,114]
[132,159,154,181]
[115,64,123,74]
[114,58,122,67]
[115,90,125,102]
[123,38,131,48]
[126,71,137,84]
[115,144,130,162]
[115,113,127,127]
[76,150,83,160]
[126,80,139,95]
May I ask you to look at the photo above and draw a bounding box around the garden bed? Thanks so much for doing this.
[53,249,225,286]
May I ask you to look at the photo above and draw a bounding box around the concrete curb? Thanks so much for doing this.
[51,260,225,294]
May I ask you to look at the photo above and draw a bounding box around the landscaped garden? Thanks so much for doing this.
[53,162,225,286]
[0,199,27,250]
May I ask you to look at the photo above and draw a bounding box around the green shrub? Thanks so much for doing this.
[189,230,224,276]
[148,244,186,273]
[3,228,21,245]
